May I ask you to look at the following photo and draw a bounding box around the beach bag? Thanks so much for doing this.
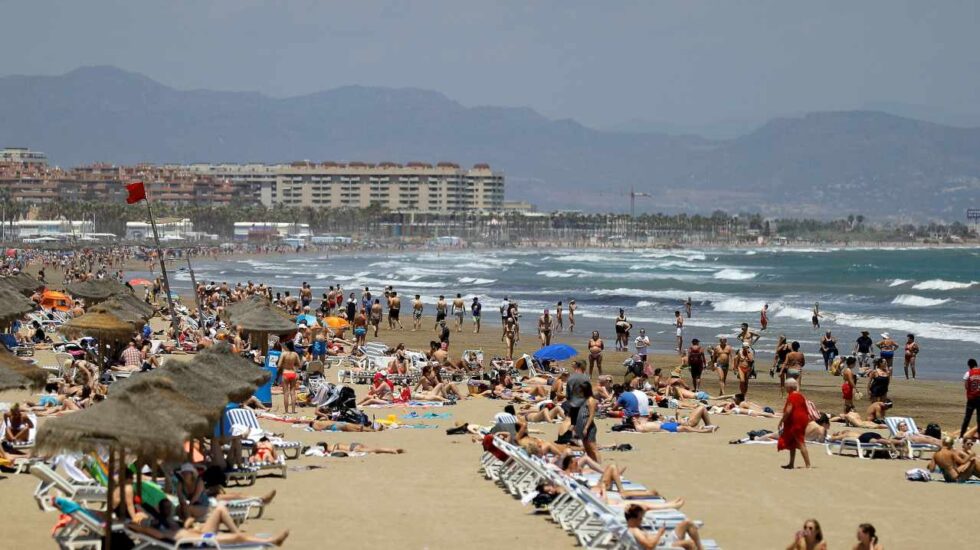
[905,468,932,482]
[806,399,821,422]
[925,423,942,439]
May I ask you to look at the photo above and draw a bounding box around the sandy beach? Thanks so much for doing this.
[3,310,977,549]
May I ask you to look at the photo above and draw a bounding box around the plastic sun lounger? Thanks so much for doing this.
[225,407,302,461]
[125,526,275,550]
[52,496,121,550]
[1,332,35,356]
[32,463,108,512]
[884,416,940,458]
[826,438,899,460]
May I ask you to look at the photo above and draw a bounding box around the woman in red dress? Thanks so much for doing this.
[777,378,812,469]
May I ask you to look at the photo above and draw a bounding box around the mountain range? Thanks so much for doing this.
[1,66,978,220]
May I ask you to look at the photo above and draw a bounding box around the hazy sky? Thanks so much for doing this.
[3,1,978,130]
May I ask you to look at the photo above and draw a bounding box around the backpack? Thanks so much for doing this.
[925,423,941,440]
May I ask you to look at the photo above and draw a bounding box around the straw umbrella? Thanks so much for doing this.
[37,376,211,549]
[88,297,151,331]
[0,351,48,391]
[186,344,272,390]
[107,291,156,319]
[0,272,43,296]
[64,278,131,305]
[0,285,36,330]
[60,311,136,368]
[232,302,296,357]
[223,295,271,325]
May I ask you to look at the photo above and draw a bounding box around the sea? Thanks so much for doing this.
[154,247,980,381]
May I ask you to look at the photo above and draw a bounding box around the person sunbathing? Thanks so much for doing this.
[518,401,565,423]
[928,437,980,483]
[833,410,888,429]
[827,430,901,453]
[249,437,278,464]
[560,454,660,499]
[625,504,704,550]
[667,385,726,402]
[308,441,405,455]
[890,420,942,447]
[719,394,776,416]
[731,415,831,445]
[414,366,464,401]
[632,407,718,434]
[129,500,289,547]
[310,419,381,432]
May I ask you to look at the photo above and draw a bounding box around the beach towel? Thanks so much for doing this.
[400,411,453,420]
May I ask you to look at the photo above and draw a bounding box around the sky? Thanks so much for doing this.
[2,1,978,134]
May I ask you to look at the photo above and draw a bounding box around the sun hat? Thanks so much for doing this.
[178,463,197,475]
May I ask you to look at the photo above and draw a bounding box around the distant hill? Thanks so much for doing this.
[1,66,978,220]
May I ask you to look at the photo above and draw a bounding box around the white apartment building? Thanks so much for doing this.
[125,218,195,241]
[232,222,312,241]
[11,219,94,239]
[1,147,48,165]
[186,161,504,213]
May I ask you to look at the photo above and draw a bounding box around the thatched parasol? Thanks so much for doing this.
[0,351,48,391]
[232,301,296,356]
[64,278,131,305]
[186,344,271,391]
[61,311,136,366]
[0,285,37,327]
[0,272,44,295]
[88,297,151,328]
[37,376,212,459]
[107,291,156,318]
[223,295,274,325]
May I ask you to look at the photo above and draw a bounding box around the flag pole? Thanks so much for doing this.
[141,188,181,337]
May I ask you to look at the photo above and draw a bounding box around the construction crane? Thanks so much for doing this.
[628,185,652,219]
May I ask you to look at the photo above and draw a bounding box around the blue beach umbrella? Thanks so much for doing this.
[296,314,318,327]
[534,343,578,362]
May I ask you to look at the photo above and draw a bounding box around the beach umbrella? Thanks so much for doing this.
[0,351,48,391]
[64,278,131,305]
[0,285,37,328]
[0,272,44,295]
[88,294,154,329]
[233,301,296,357]
[61,311,136,367]
[296,313,318,327]
[322,316,349,329]
[106,291,156,319]
[189,344,271,388]
[128,278,152,286]
[223,295,274,325]
[534,343,578,362]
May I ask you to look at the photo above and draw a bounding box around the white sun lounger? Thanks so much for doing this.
[884,416,940,458]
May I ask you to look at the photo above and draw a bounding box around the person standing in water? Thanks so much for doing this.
[760,303,769,331]
[903,334,919,379]
[674,310,684,354]
[568,299,576,333]
[555,301,564,333]
[811,302,821,329]
[685,297,692,318]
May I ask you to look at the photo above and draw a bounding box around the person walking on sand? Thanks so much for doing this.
[388,291,402,330]
[734,342,754,397]
[568,299,576,333]
[434,295,447,332]
[711,337,732,396]
[760,303,769,331]
[499,296,510,342]
[903,334,919,379]
[370,299,383,337]
[538,309,554,347]
[471,297,482,333]
[819,331,838,371]
[960,358,980,441]
[687,339,707,392]
[634,328,650,363]
[452,293,465,332]
[615,309,632,352]
[876,332,899,370]
[674,310,684,353]
[778,378,811,469]
[412,294,423,332]
[588,331,604,377]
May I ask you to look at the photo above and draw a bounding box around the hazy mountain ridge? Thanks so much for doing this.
[0,66,977,219]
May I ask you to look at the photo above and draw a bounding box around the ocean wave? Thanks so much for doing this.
[888,279,910,287]
[711,298,768,313]
[910,279,976,291]
[773,306,814,322]
[576,309,727,328]
[589,288,727,302]
[713,268,758,281]
[635,300,657,308]
[458,277,496,285]
[537,270,575,278]
[638,251,707,261]
[891,294,950,307]
[549,253,607,263]
[833,312,980,345]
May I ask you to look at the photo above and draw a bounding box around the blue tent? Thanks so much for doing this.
[534,343,578,362]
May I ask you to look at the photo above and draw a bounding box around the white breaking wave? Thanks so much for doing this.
[713,268,758,281]
[576,309,728,328]
[550,253,608,263]
[888,279,910,287]
[891,294,950,307]
[774,306,815,322]
[458,277,496,285]
[589,288,727,302]
[832,312,980,345]
[635,300,657,308]
[537,271,575,278]
[711,298,769,313]
[911,279,976,291]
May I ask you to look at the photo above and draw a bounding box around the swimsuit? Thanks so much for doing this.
[661,422,679,433]
[282,371,297,382]
[354,327,367,337]
[389,308,400,320]
[841,382,854,400]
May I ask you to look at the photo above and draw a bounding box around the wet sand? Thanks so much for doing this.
[2,313,976,549]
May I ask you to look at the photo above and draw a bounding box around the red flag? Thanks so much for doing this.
[126,181,146,204]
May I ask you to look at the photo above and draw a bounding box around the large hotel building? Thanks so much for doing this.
[0,148,505,213]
